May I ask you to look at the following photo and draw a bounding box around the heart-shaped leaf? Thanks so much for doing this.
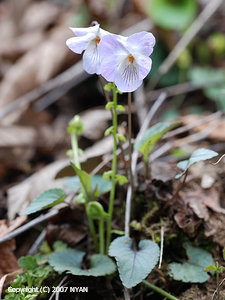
[148,0,197,30]
[135,122,178,163]
[63,175,112,195]
[168,243,214,283]
[20,188,65,215]
[176,148,218,178]
[109,236,159,288]
[49,248,116,277]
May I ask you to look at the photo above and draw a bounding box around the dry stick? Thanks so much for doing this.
[0,61,87,119]
[0,209,58,245]
[134,85,147,126]
[125,92,167,237]
[27,229,46,255]
[164,111,223,139]
[146,80,225,102]
[148,0,224,90]
[158,226,164,269]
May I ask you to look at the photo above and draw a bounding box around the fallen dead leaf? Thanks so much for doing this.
[0,26,75,125]
[0,240,19,277]
[180,186,225,221]
[205,214,225,247]
[0,216,27,238]
[21,1,61,32]
[174,212,201,237]
[7,159,69,220]
[0,125,37,147]
[80,108,111,141]
[181,114,225,142]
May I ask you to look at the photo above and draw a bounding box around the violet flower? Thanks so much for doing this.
[98,32,155,92]
[66,24,110,75]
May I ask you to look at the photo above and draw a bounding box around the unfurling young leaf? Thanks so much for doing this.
[115,174,128,185]
[105,102,114,110]
[135,121,178,163]
[116,133,126,142]
[109,236,159,288]
[49,248,116,277]
[176,148,218,179]
[104,126,114,136]
[87,201,108,219]
[168,242,215,283]
[20,188,66,215]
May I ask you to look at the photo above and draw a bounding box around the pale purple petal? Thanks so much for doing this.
[69,24,100,37]
[99,34,128,82]
[135,55,152,80]
[115,74,142,93]
[114,56,142,92]
[98,34,128,60]
[127,32,156,57]
[66,33,95,54]
[83,41,101,74]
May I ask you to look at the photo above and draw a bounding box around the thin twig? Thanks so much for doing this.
[134,85,146,126]
[146,80,225,102]
[158,226,164,269]
[148,0,223,89]
[0,209,58,244]
[27,229,46,255]
[164,111,222,139]
[125,92,167,237]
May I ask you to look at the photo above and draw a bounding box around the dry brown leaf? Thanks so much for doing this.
[0,269,22,299]
[21,2,61,32]
[180,189,210,221]
[0,31,44,61]
[180,186,225,221]
[0,26,74,125]
[7,159,69,220]
[80,108,111,140]
[0,216,27,238]
[205,214,225,247]
[0,125,37,147]
[181,114,225,141]
[174,212,201,237]
[0,240,19,277]
[46,223,86,246]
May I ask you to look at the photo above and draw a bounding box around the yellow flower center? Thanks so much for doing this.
[95,36,101,45]
[128,54,134,63]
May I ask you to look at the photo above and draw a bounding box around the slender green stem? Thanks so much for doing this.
[71,132,98,252]
[106,85,118,253]
[86,210,99,252]
[216,270,220,300]
[128,92,134,193]
[142,280,179,300]
[99,216,105,254]
[71,133,81,169]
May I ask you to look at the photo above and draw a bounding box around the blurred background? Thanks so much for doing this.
[1,0,225,218]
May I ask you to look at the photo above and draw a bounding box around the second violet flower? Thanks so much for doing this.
[98,32,155,92]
